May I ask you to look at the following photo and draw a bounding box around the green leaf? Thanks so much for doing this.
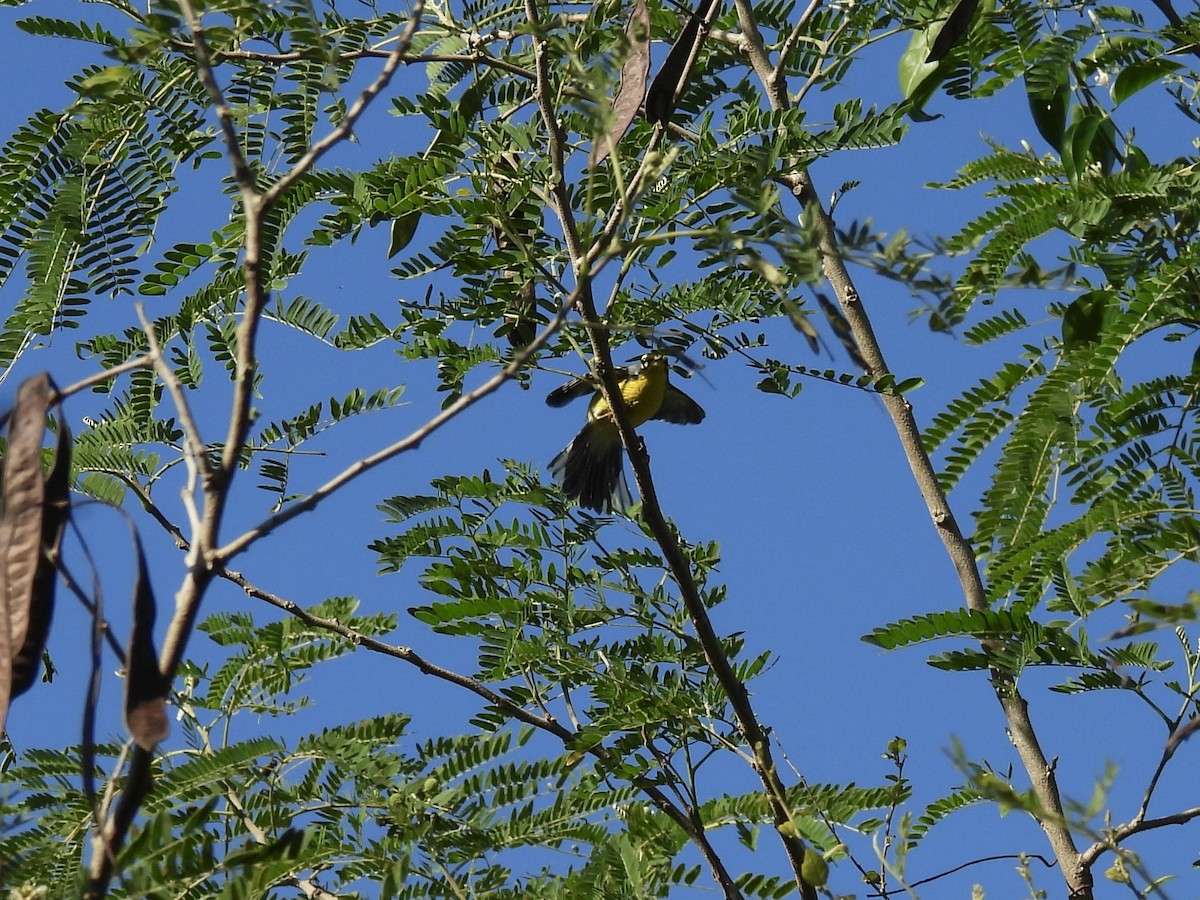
[898,17,957,120]
[906,788,983,849]
[1025,66,1069,153]
[76,65,135,98]
[1062,107,1119,179]
[388,211,422,259]
[862,607,1040,650]
[1061,290,1114,348]
[1112,57,1181,107]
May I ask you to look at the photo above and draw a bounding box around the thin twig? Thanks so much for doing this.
[724,0,1093,893]
[213,286,575,564]
[898,853,1057,894]
[1105,806,1200,848]
[49,356,154,405]
[221,566,742,894]
[260,0,426,209]
[109,473,189,549]
[135,305,208,546]
[1077,682,1200,867]
[209,44,561,97]
[136,305,211,481]
[793,12,852,107]
[522,0,801,896]
[772,0,823,86]
[1132,733,1182,829]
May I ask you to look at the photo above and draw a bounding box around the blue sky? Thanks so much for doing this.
[1,1,1198,896]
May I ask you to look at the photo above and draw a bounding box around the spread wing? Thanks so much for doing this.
[545,376,597,407]
[653,384,705,424]
[545,365,633,408]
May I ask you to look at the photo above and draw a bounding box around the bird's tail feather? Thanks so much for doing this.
[549,422,631,512]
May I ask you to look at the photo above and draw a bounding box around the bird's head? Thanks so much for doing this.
[637,352,668,371]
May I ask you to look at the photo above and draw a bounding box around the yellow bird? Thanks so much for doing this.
[547,353,705,512]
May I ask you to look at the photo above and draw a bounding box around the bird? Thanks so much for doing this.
[547,353,705,512]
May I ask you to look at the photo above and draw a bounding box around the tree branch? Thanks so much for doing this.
[85,7,431,895]
[1106,806,1200,849]
[213,284,576,564]
[223,567,744,900]
[728,0,1089,895]
[259,1,426,210]
[49,356,154,405]
[520,1,817,896]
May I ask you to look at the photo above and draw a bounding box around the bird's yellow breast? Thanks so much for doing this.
[588,358,668,427]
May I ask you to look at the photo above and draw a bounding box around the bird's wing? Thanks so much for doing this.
[545,365,633,407]
[653,384,705,424]
[545,376,597,407]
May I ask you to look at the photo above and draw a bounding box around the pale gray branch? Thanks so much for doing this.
[260,1,427,210]
[773,0,823,86]
[222,566,741,896]
[50,356,153,404]
[214,290,575,564]
[177,0,256,197]
[731,0,1089,894]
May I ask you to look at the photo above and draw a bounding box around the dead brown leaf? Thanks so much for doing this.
[591,0,651,168]
[645,0,718,126]
[0,373,53,734]
[125,533,169,751]
[11,412,70,698]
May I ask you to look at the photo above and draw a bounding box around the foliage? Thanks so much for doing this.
[0,1,1198,899]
